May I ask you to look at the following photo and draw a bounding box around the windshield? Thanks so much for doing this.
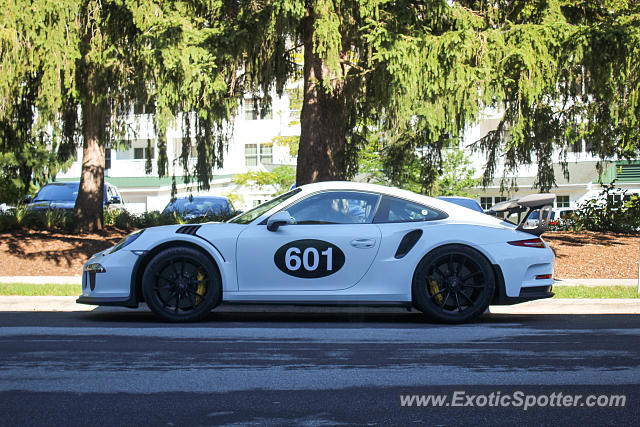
[165,198,231,215]
[33,183,79,202]
[228,188,302,224]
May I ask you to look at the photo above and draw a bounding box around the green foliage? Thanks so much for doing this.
[237,0,640,190]
[2,0,640,213]
[273,135,300,158]
[0,206,74,232]
[358,139,390,186]
[0,0,247,214]
[0,207,234,233]
[359,142,478,196]
[566,184,640,233]
[433,147,480,197]
[233,165,296,195]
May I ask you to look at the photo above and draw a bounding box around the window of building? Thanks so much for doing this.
[260,144,273,165]
[607,194,624,205]
[244,98,272,120]
[556,195,570,208]
[134,147,154,160]
[245,144,258,166]
[480,197,493,210]
[133,99,156,115]
[105,149,111,170]
[245,143,273,166]
[480,196,507,211]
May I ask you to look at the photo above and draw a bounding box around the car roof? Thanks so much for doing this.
[46,181,116,188]
[291,181,502,225]
[172,196,229,201]
[44,182,78,186]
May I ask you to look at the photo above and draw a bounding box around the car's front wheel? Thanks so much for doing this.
[412,245,495,323]
[141,246,221,322]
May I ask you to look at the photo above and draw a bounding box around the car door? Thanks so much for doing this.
[236,190,382,291]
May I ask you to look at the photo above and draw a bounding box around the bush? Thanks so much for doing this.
[0,206,74,232]
[0,207,236,233]
[565,184,640,233]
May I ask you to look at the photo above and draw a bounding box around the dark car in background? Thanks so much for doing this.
[162,196,234,220]
[25,182,124,212]
[436,196,485,213]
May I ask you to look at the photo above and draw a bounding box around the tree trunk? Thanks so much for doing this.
[73,95,107,233]
[296,12,348,185]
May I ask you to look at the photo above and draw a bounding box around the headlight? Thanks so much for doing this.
[109,229,144,254]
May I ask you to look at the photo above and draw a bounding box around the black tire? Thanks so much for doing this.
[412,245,495,324]
[141,246,221,322]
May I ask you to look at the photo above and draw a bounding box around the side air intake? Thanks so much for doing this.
[176,225,201,236]
[394,229,423,259]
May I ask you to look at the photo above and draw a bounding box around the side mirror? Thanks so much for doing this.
[267,211,293,232]
[23,195,32,204]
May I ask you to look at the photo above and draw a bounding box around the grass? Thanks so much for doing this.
[0,283,81,296]
[553,285,639,299]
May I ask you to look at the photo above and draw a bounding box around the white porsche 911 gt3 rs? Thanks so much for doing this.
[77,181,556,323]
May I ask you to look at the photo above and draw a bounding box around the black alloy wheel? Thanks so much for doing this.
[142,246,221,322]
[412,245,495,323]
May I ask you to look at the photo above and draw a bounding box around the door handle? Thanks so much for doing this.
[350,238,376,249]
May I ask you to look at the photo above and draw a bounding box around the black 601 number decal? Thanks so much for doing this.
[274,239,345,278]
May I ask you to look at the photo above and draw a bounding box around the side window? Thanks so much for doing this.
[373,196,447,223]
[286,191,380,225]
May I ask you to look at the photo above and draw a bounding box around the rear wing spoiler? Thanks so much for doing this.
[490,193,556,236]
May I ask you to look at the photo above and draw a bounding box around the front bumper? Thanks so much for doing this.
[77,248,141,308]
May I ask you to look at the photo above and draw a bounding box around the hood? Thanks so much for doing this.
[27,201,75,211]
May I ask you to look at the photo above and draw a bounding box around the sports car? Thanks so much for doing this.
[77,181,556,323]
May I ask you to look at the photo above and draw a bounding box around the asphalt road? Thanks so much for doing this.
[0,308,638,426]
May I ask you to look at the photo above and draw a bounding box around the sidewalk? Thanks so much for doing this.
[0,276,637,287]
[0,296,639,314]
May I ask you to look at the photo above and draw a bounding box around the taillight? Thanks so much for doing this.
[536,274,552,280]
[507,238,546,248]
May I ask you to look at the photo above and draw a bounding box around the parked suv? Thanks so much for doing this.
[25,182,124,211]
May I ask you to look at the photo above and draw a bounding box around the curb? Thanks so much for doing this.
[0,277,637,287]
[554,278,638,287]
[0,296,639,315]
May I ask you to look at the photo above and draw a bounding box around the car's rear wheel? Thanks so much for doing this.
[141,246,221,322]
[412,245,495,323]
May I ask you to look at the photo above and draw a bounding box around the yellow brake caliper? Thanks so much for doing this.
[195,271,207,306]
[428,278,443,304]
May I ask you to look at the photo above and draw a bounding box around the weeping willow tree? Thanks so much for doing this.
[0,0,243,231]
[2,0,639,230]
[234,0,640,191]
[0,1,78,203]
[474,0,640,192]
